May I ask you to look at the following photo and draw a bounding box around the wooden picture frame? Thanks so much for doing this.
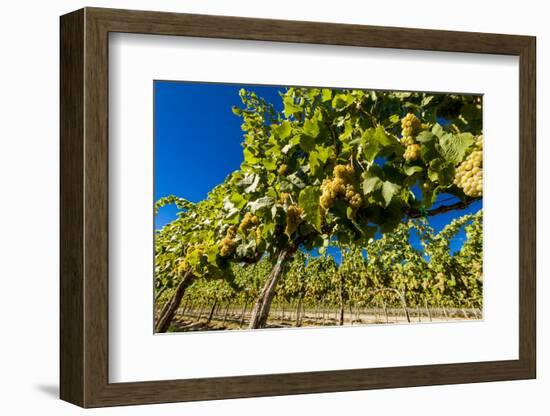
[60,7,536,408]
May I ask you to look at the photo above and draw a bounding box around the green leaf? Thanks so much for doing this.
[372,125,395,146]
[273,120,292,139]
[309,146,332,177]
[339,120,354,141]
[225,208,240,224]
[363,142,381,162]
[243,174,260,193]
[361,129,382,163]
[303,118,320,138]
[309,152,321,176]
[287,173,306,189]
[432,123,445,138]
[283,95,301,116]
[230,193,247,210]
[332,93,354,111]
[321,89,332,102]
[362,176,383,194]
[428,159,454,185]
[420,141,438,163]
[361,126,398,163]
[421,96,434,106]
[316,145,332,163]
[243,148,258,164]
[262,159,277,171]
[381,181,401,207]
[403,165,423,176]
[416,131,436,143]
[439,133,474,164]
[299,134,316,152]
[389,114,400,123]
[298,186,322,231]
[236,239,256,258]
[282,136,300,154]
[248,196,274,213]
[271,205,285,224]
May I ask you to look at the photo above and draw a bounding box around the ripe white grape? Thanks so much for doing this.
[320,164,362,213]
[404,143,421,162]
[400,113,421,139]
[454,137,483,198]
[285,205,304,236]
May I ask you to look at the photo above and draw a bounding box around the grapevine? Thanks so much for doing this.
[154,87,484,332]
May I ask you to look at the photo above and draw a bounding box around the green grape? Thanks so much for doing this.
[319,165,362,213]
[285,205,304,236]
[400,113,421,138]
[454,138,483,197]
[404,143,421,161]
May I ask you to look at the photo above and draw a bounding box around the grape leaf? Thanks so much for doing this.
[303,118,320,138]
[283,95,301,116]
[382,181,401,207]
[403,165,423,176]
[229,193,247,209]
[416,131,436,143]
[332,93,354,111]
[362,176,383,195]
[298,186,322,231]
[243,174,260,193]
[273,120,292,139]
[299,134,316,152]
[321,89,332,102]
[439,133,474,164]
[248,196,274,213]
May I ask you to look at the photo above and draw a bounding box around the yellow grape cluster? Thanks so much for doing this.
[219,226,237,257]
[177,243,207,271]
[277,164,288,176]
[279,192,291,204]
[404,143,421,161]
[238,212,259,233]
[285,205,304,236]
[255,227,262,243]
[400,113,422,162]
[401,112,422,138]
[319,164,362,212]
[453,135,483,198]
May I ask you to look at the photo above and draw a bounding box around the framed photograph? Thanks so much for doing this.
[60,7,536,408]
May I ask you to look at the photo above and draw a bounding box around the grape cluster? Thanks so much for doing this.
[221,213,264,257]
[219,226,237,257]
[400,113,422,162]
[277,164,288,176]
[279,192,291,205]
[285,205,304,236]
[404,143,421,162]
[238,212,259,233]
[255,227,262,243]
[319,164,362,212]
[453,135,483,198]
[401,113,421,139]
[476,135,483,149]
[178,243,208,271]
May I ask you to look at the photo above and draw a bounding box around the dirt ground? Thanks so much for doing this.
[168,307,481,332]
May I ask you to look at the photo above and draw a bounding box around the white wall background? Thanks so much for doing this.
[0,0,546,414]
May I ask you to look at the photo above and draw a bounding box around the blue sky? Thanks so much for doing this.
[154,81,481,254]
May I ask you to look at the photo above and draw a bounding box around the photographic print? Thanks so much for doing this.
[154,82,483,333]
